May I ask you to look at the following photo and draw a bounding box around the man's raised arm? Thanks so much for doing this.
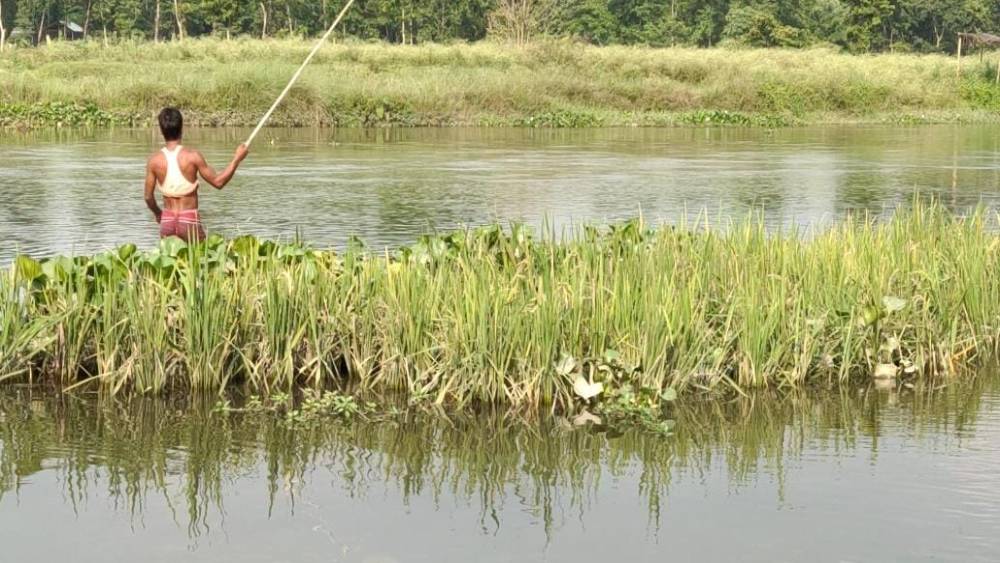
[195,144,249,190]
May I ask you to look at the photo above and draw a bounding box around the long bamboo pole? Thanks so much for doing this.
[245,0,356,147]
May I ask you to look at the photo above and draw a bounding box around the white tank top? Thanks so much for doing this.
[157,146,198,198]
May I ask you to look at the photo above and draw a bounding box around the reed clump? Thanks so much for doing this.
[3,38,1000,128]
[3,201,999,409]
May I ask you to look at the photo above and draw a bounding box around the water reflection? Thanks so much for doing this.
[4,126,1000,263]
[1,378,999,562]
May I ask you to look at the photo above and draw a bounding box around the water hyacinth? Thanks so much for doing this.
[2,201,999,410]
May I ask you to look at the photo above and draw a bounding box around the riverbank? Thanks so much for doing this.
[3,39,1000,129]
[3,202,997,410]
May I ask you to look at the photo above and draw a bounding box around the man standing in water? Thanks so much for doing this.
[144,107,249,241]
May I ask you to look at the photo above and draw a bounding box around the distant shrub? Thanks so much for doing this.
[960,77,1000,111]
[0,102,134,127]
[516,109,604,127]
[677,109,790,127]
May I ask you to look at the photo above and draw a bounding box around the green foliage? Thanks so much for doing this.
[677,109,791,127]
[559,348,678,434]
[327,96,416,126]
[4,0,1000,53]
[0,102,134,127]
[723,4,805,48]
[284,390,369,425]
[10,39,981,130]
[960,76,1000,111]
[214,390,370,425]
[3,202,1000,411]
[844,0,894,52]
[515,109,604,128]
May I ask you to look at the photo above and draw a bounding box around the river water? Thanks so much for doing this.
[1,379,999,562]
[3,125,1000,262]
[4,125,1000,561]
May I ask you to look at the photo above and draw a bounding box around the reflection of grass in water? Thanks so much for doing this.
[0,376,995,538]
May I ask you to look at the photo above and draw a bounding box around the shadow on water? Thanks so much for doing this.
[1,376,998,545]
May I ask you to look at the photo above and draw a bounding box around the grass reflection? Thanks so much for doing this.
[1,376,995,539]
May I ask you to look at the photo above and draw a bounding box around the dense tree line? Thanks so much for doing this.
[1,0,998,53]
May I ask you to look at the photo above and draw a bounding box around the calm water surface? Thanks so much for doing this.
[1,378,1000,562]
[3,125,1000,262]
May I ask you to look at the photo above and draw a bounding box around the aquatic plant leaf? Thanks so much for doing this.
[882,296,907,313]
[555,355,577,376]
[259,241,277,257]
[573,375,603,400]
[149,254,176,271]
[205,234,225,250]
[278,245,307,263]
[14,255,42,282]
[117,243,137,261]
[861,306,881,327]
[159,236,187,258]
[39,256,73,283]
[230,235,259,258]
[90,252,122,280]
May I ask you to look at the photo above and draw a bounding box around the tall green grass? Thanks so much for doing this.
[3,38,1000,127]
[3,201,999,408]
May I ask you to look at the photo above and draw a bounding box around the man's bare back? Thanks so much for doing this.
[144,107,248,241]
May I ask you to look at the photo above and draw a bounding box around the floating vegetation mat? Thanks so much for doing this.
[2,201,998,411]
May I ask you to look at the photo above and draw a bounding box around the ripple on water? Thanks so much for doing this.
[7,126,1000,263]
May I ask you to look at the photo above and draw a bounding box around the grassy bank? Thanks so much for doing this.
[2,202,998,410]
[3,39,1000,128]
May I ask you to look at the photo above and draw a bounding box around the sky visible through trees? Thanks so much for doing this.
[1,0,998,53]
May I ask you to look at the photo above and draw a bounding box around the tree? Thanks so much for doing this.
[723,3,805,47]
[611,0,689,45]
[173,0,184,39]
[797,0,849,45]
[3,0,999,53]
[0,0,6,51]
[690,4,725,46]
[200,0,240,37]
[487,0,556,45]
[153,0,160,41]
[82,0,94,37]
[111,0,147,38]
[844,0,893,52]
[259,1,268,38]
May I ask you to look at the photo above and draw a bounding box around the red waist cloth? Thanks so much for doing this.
[159,209,205,242]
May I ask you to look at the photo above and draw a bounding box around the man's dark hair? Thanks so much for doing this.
[158,107,183,141]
